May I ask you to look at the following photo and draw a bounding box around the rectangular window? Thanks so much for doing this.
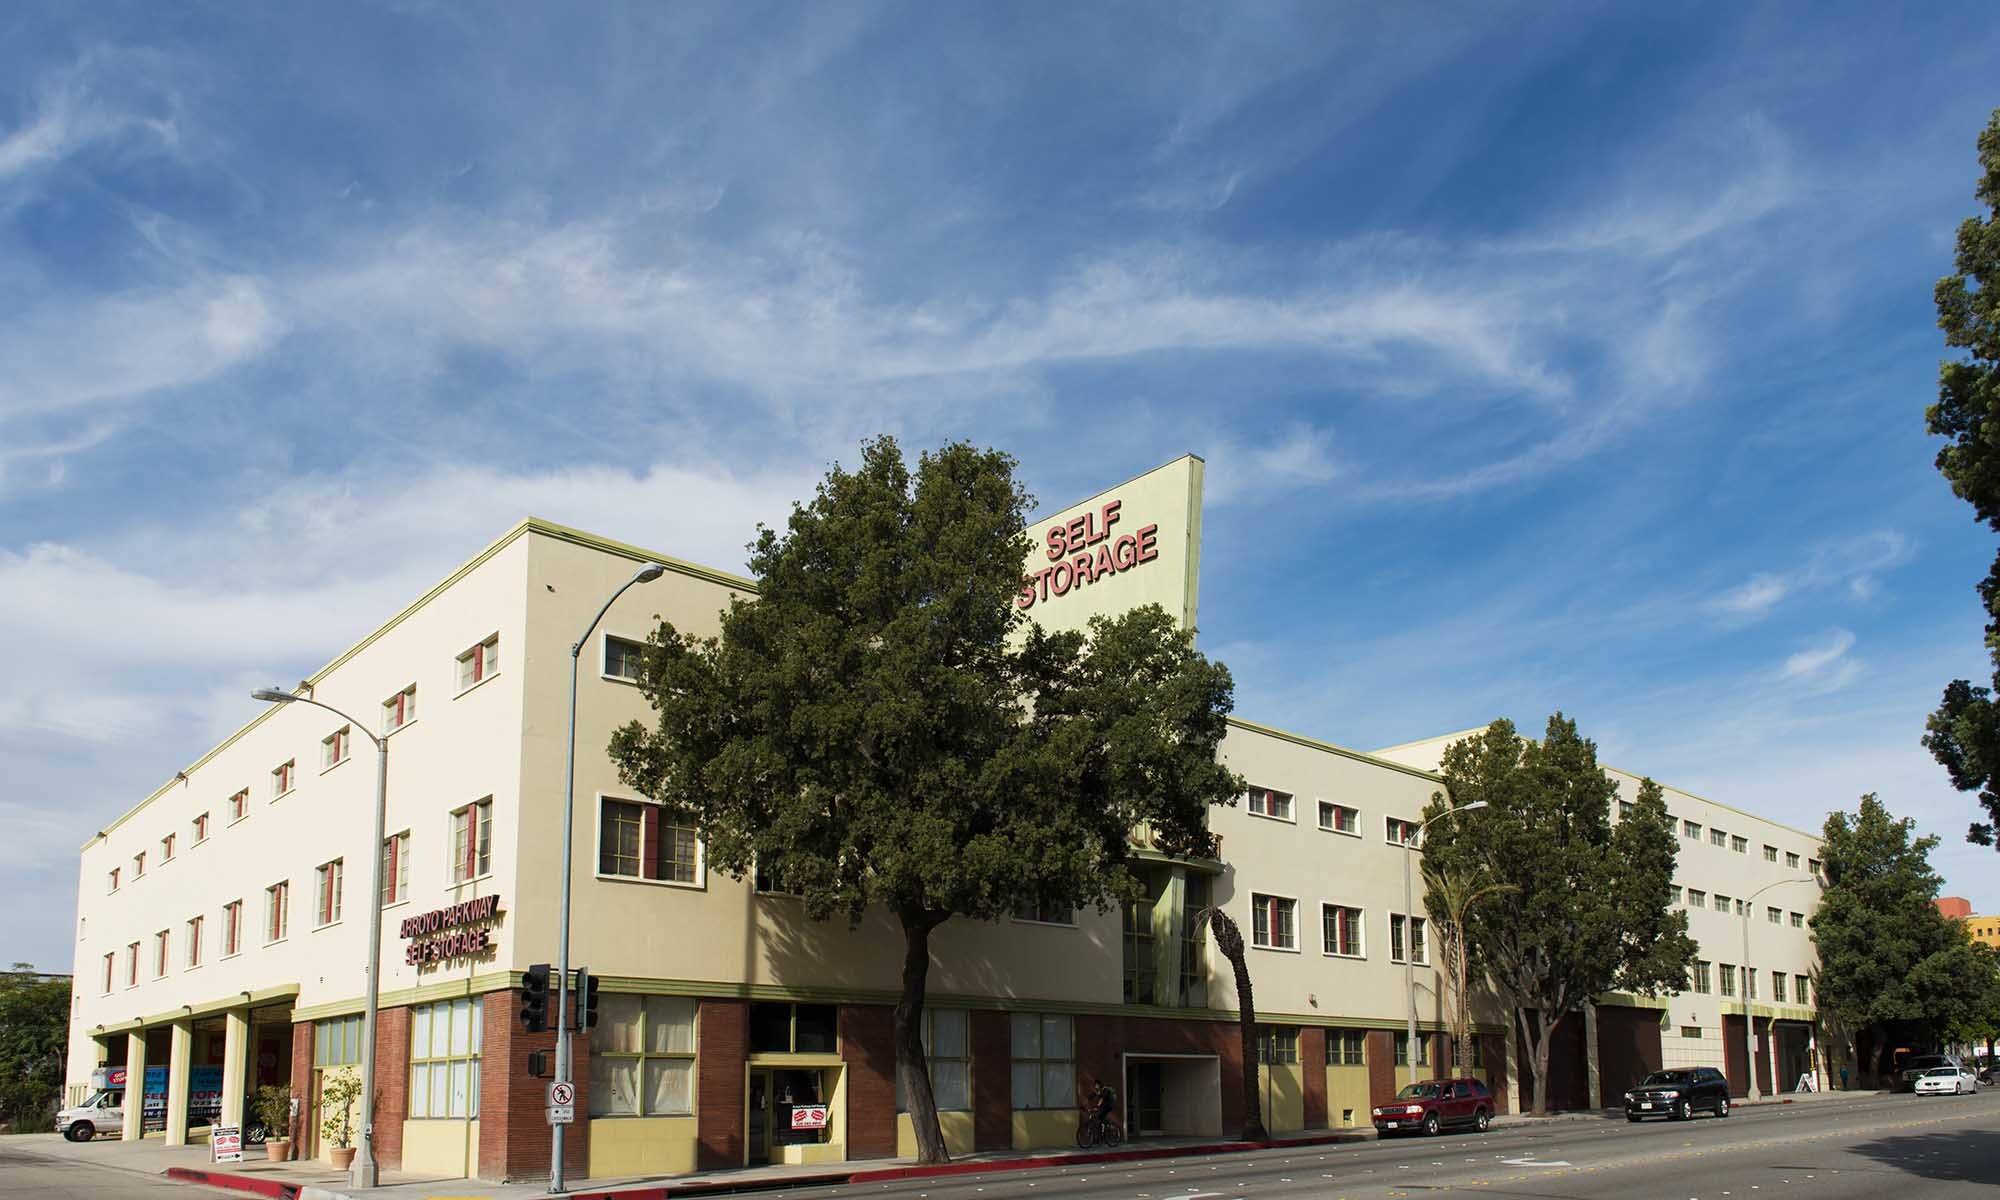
[161,833,176,862]
[1250,894,1297,950]
[1719,964,1737,998]
[382,832,410,906]
[1807,858,1821,876]
[1681,1026,1702,1039]
[126,942,139,988]
[186,916,203,968]
[133,852,145,878]
[382,685,417,733]
[603,635,647,682]
[315,1015,362,1067]
[1687,888,1706,907]
[1771,971,1786,1003]
[1321,904,1364,957]
[451,799,493,883]
[408,997,483,1119]
[1691,960,1712,994]
[265,881,289,943]
[1790,911,1804,928]
[108,868,120,893]
[598,798,700,885]
[1669,886,1682,905]
[1327,1029,1366,1066]
[1123,894,1155,1005]
[101,953,114,994]
[456,635,500,691]
[1763,844,1778,862]
[224,900,243,956]
[1618,799,1634,821]
[1731,835,1748,853]
[193,813,209,844]
[1013,897,1077,925]
[316,860,343,927]
[1246,786,1293,821]
[1735,899,1747,916]
[1682,819,1701,839]
[271,760,295,798]
[1713,893,1730,913]
[1256,1027,1299,1065]
[1746,968,1758,999]
[894,1009,969,1112]
[1178,874,1209,1007]
[1393,1032,1430,1066]
[1010,1014,1076,1110]
[1767,906,1782,924]
[748,1002,838,1054]
[229,789,250,823]
[1795,975,1810,1005]
[321,726,350,770]
[1389,913,1428,964]
[1785,851,1800,868]
[590,995,697,1117]
[1386,817,1420,846]
[1317,802,1358,835]
[1472,1036,1485,1068]
[1710,828,1726,847]
[154,929,169,977]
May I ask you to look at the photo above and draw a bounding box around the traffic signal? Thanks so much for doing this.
[520,963,551,1033]
[577,968,601,1030]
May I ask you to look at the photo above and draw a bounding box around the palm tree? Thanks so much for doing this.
[1193,905,1269,1142]
[1422,863,1517,1072]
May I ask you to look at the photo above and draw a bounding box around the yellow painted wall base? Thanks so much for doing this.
[780,1141,847,1165]
[401,1118,478,1178]
[1258,1063,1305,1133]
[896,1111,975,1159]
[588,1116,700,1177]
[1326,1065,1370,1127]
[1011,1109,1079,1150]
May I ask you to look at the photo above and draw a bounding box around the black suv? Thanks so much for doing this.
[1624,1067,1731,1121]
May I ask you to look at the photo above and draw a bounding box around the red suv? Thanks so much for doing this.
[1371,1077,1495,1136]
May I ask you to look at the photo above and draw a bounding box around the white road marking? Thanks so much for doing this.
[1499,1156,1572,1166]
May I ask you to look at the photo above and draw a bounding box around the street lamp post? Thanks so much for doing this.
[251,688,388,1190]
[1739,875,1816,1102]
[1400,800,1488,1090]
[550,562,665,1194]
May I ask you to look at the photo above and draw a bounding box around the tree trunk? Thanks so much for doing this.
[1453,930,1472,1071]
[895,911,949,1164]
[1230,951,1267,1143]
[1518,1007,1556,1116]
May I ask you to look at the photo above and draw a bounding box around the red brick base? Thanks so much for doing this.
[696,1000,747,1170]
[840,1005,897,1159]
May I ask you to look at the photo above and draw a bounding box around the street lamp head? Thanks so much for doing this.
[251,688,295,704]
[1456,801,1489,813]
[634,562,666,583]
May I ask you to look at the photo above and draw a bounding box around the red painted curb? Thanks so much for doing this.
[162,1166,300,1199]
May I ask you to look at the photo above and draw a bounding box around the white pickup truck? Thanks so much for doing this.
[54,1089,123,1142]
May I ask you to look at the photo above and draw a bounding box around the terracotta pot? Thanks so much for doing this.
[329,1146,356,1170]
[265,1138,291,1163]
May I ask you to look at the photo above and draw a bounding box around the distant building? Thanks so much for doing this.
[1938,896,1974,920]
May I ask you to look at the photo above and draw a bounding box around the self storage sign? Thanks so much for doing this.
[400,894,502,967]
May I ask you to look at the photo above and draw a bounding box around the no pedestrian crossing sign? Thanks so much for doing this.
[547,1080,575,1125]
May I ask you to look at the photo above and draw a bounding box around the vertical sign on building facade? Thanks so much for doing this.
[1016,454,1205,638]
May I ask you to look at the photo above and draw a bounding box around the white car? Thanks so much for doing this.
[1913,1065,1981,1095]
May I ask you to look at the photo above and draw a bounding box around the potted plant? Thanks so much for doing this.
[319,1069,363,1170]
[253,1085,294,1163]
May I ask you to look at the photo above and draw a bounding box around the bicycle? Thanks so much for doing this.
[1075,1105,1124,1148]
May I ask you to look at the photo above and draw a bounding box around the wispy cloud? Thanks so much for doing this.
[1781,628,1857,682]
[1706,532,1911,625]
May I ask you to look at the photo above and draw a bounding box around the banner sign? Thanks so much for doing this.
[790,1104,829,1130]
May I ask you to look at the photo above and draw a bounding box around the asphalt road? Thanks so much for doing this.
[768,1091,2000,1200]
[0,1137,207,1199]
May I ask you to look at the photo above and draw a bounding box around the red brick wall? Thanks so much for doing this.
[1075,1014,1248,1136]
[970,1010,1011,1151]
[1299,1028,1327,1129]
[1517,1011,1589,1111]
[1721,1015,1773,1099]
[1364,1030,1396,1107]
[1595,1005,1664,1100]
[1480,1032,1510,1113]
[840,1005,896,1160]
[477,988,587,1182]
[287,1022,312,1160]
[369,1007,410,1169]
[696,1000,747,1170]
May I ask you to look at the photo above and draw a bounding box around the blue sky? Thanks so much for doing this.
[4,3,1998,970]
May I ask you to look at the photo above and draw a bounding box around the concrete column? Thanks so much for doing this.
[122,1030,148,1141]
[1583,1002,1602,1110]
[220,1009,249,1134]
[1503,1020,1521,1116]
[165,1020,194,1145]
[1153,868,1186,1006]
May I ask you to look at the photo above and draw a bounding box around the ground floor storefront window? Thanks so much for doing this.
[590,995,696,1116]
[409,997,481,1119]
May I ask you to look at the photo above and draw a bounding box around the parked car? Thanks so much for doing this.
[1897,1055,1965,1093]
[1913,1065,1981,1096]
[1624,1067,1731,1121]
[1371,1077,1494,1136]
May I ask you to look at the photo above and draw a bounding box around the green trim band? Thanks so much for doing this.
[89,985,301,1036]
[291,973,514,1022]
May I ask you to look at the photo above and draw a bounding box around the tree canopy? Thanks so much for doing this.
[1420,715,1693,1113]
[1922,108,2000,848]
[0,965,70,1132]
[608,437,1242,1162]
[1812,793,1998,1073]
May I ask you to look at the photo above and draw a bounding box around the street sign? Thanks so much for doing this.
[790,1104,829,1130]
[547,1080,575,1125]
[211,1125,243,1163]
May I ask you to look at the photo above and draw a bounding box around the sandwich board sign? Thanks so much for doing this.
[211,1125,243,1163]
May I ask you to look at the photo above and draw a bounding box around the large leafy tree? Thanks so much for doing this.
[0,965,70,1132]
[1922,108,2000,848]
[1812,794,1995,1078]
[608,438,1241,1163]
[1419,716,1693,1114]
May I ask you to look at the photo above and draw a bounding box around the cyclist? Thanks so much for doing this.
[1088,1080,1118,1140]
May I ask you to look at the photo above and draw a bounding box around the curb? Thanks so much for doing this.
[162,1167,300,1199]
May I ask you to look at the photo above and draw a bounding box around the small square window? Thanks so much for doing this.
[321,726,351,770]
[1687,888,1706,908]
[1250,894,1297,950]
[1785,851,1800,869]
[457,635,501,691]
[271,760,296,798]
[1386,817,1420,846]
[161,833,176,862]
[193,813,210,844]
[1731,835,1748,853]
[382,685,417,733]
[1790,911,1804,928]
[1246,787,1293,821]
[1317,801,1358,835]
[604,635,647,682]
[1710,828,1727,847]
[1682,820,1702,839]
[1763,844,1778,862]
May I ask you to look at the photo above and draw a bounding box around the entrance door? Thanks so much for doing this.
[1128,1062,1164,1136]
[748,1071,771,1163]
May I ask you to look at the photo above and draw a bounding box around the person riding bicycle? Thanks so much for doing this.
[1088,1080,1117,1132]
